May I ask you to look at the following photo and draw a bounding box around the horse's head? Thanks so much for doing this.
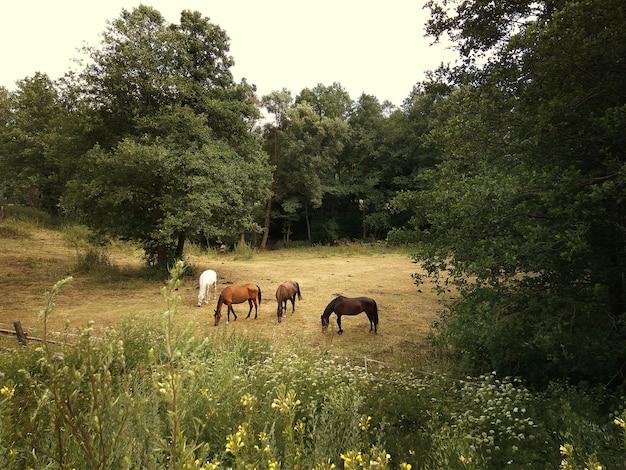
[214,310,221,326]
[321,314,329,330]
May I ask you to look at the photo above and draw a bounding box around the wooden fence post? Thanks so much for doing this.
[13,321,27,346]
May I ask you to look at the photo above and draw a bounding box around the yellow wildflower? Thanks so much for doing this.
[359,415,372,431]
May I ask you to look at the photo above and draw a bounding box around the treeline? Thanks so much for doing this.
[0,5,438,262]
[1,0,626,388]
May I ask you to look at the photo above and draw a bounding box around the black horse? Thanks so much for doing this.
[321,295,378,334]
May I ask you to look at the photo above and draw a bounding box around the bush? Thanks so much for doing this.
[3,205,52,226]
[233,241,255,260]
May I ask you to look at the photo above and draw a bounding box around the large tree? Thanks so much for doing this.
[400,0,626,385]
[63,6,271,265]
[0,74,71,212]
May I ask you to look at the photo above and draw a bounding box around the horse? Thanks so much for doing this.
[321,295,378,334]
[197,269,218,307]
[214,283,262,326]
[275,280,303,323]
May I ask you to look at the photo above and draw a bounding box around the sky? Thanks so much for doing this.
[1,1,457,107]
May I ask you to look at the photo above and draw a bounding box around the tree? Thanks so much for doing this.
[260,89,293,249]
[64,6,271,265]
[402,0,626,385]
[0,74,69,212]
[278,102,349,242]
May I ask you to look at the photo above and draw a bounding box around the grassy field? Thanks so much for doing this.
[0,221,440,370]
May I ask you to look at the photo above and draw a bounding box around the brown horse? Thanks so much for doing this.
[275,280,303,323]
[321,295,378,334]
[214,283,262,326]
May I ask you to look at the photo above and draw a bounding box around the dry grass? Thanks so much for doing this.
[0,222,441,369]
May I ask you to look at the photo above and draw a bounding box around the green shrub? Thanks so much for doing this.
[3,205,52,226]
[74,248,120,281]
[233,241,255,260]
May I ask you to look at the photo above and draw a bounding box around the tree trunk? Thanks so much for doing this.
[157,244,168,267]
[305,203,312,242]
[239,230,246,246]
[175,232,186,260]
[260,197,272,250]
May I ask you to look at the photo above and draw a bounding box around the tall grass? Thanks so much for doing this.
[1,267,625,468]
[2,205,53,226]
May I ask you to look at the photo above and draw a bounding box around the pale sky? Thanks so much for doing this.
[1,1,457,107]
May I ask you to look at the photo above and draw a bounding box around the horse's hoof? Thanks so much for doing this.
[337,330,344,335]
[226,321,229,324]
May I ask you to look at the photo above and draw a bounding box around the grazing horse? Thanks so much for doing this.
[275,280,303,323]
[197,269,218,307]
[321,295,378,334]
[214,284,262,326]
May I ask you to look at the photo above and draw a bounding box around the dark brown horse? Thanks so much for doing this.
[275,280,303,323]
[321,295,378,334]
[214,283,262,326]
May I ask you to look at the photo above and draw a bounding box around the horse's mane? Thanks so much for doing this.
[215,292,224,314]
[322,296,340,318]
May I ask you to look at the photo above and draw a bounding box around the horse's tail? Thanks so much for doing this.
[257,285,262,304]
[372,299,379,326]
[296,282,302,300]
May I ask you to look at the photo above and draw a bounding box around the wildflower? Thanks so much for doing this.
[400,464,412,470]
[313,458,336,470]
[241,393,257,410]
[225,425,247,454]
[359,415,372,431]
[271,388,301,413]
[614,417,626,430]
[294,420,305,435]
[560,444,573,456]
[341,451,360,469]
[0,386,14,398]
[459,455,472,464]
[200,461,220,470]
[268,460,280,470]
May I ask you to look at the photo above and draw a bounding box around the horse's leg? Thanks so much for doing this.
[253,299,258,319]
[290,296,296,313]
[336,314,343,334]
[246,299,253,319]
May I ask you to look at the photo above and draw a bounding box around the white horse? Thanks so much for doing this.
[197,269,218,307]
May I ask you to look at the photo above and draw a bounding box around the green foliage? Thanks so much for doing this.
[2,205,52,226]
[60,6,272,267]
[401,0,626,387]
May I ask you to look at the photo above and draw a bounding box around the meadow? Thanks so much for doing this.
[0,214,625,469]
[0,219,437,369]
